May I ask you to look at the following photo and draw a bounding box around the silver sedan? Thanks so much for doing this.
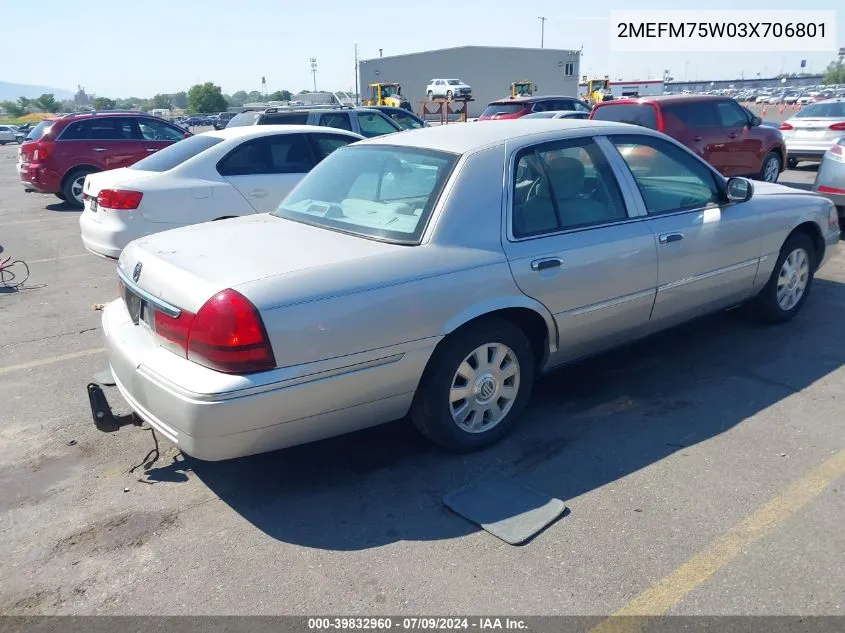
[92,119,841,461]
[812,135,845,230]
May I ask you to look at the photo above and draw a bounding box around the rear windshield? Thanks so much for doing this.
[226,111,261,127]
[591,104,658,129]
[794,102,845,118]
[481,103,526,117]
[273,145,458,244]
[26,120,53,141]
[259,112,310,125]
[129,135,224,172]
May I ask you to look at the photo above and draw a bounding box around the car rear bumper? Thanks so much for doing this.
[79,207,156,259]
[100,299,435,461]
[18,161,61,194]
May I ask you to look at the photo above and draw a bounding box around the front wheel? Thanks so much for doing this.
[759,151,781,183]
[754,232,815,324]
[411,318,535,452]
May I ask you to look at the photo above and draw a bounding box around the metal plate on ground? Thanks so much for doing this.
[443,469,567,545]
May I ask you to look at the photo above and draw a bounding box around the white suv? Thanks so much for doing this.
[426,78,472,100]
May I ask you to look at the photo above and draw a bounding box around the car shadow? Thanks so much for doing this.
[142,278,845,551]
[45,201,80,212]
[782,181,813,191]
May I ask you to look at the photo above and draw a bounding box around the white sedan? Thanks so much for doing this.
[79,125,364,259]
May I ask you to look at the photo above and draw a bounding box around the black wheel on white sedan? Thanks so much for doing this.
[759,151,781,183]
[411,317,534,452]
[62,167,97,208]
[755,232,815,324]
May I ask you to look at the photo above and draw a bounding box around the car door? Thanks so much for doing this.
[607,133,762,328]
[317,112,354,132]
[57,117,143,171]
[136,118,188,158]
[661,101,728,173]
[309,132,359,163]
[217,133,318,212]
[713,99,762,176]
[501,136,658,366]
[355,111,401,138]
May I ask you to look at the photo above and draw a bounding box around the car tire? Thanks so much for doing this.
[446,90,453,101]
[0,141,7,145]
[787,157,799,169]
[427,91,433,101]
[55,193,67,201]
[410,317,535,452]
[758,151,781,183]
[754,232,815,324]
[61,168,97,209]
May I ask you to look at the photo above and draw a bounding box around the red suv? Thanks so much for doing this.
[590,95,785,182]
[18,111,190,208]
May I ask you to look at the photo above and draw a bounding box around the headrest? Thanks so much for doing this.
[546,156,585,199]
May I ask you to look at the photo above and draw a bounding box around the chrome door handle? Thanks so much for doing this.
[531,257,563,271]
[145,148,158,152]
[659,232,684,244]
[93,148,107,152]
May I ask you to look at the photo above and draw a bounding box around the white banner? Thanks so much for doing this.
[610,10,837,52]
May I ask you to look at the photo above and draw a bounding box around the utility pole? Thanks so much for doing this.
[538,16,547,48]
[310,58,317,92]
[354,44,359,105]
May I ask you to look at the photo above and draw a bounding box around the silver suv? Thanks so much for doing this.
[225,106,402,138]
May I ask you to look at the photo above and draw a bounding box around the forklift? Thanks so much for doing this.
[365,83,412,111]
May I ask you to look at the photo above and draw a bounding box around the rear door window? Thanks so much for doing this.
[217,134,316,176]
[318,112,353,131]
[591,104,658,129]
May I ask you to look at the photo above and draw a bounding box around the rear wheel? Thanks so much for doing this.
[787,157,799,169]
[754,232,815,324]
[427,90,433,100]
[759,152,781,183]
[54,193,67,201]
[61,168,97,208]
[411,317,534,452]
[446,90,453,101]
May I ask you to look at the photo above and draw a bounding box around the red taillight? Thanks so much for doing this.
[32,140,54,161]
[818,185,845,195]
[188,289,276,373]
[779,122,794,130]
[97,189,143,210]
[154,309,196,355]
[829,122,845,131]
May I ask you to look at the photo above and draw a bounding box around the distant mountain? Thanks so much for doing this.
[0,81,74,101]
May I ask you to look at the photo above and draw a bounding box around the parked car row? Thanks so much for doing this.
[81,118,839,462]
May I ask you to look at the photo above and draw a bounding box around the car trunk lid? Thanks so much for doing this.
[118,214,404,314]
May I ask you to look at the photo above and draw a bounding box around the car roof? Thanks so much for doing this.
[202,124,363,141]
[356,119,626,154]
[489,95,582,104]
[599,95,730,106]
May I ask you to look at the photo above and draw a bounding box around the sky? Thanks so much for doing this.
[1,0,842,98]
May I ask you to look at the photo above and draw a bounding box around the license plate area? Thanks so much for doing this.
[796,130,826,138]
[124,286,155,332]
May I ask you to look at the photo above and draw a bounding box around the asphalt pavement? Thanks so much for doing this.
[0,140,843,617]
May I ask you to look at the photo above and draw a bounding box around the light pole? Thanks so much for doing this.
[310,58,317,92]
[538,16,547,48]
[354,44,359,105]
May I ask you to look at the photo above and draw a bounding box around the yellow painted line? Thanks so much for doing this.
[590,448,845,633]
[26,253,89,264]
[0,347,105,376]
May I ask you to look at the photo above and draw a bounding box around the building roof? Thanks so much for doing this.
[360,45,580,63]
[356,119,623,154]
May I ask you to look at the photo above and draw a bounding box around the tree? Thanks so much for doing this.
[187,82,227,113]
[228,90,249,106]
[58,99,76,113]
[35,93,59,112]
[92,97,116,110]
[822,59,845,85]
[268,90,292,101]
[17,96,31,110]
[151,93,172,109]
[170,91,188,109]
[247,90,263,102]
[0,101,25,117]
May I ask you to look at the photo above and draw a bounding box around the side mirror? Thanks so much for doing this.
[726,177,754,203]
[749,115,761,127]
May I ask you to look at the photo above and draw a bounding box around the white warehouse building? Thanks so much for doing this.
[358,46,581,118]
